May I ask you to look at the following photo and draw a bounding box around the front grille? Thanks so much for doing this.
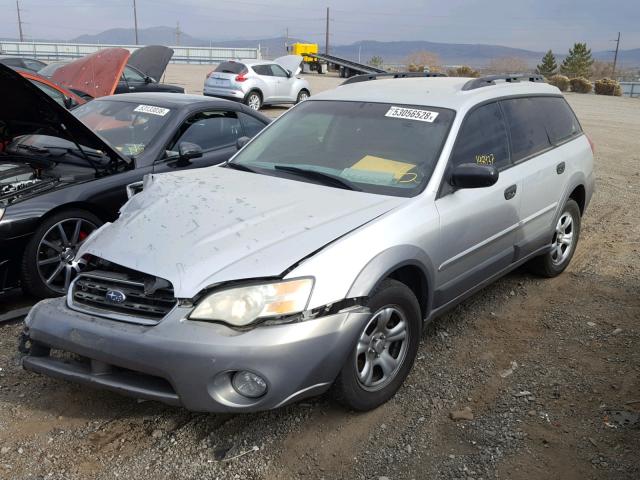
[70,271,177,325]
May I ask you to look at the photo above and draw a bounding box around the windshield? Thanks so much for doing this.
[73,99,173,157]
[231,100,455,197]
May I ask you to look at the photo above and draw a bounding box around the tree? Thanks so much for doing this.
[368,56,384,68]
[537,50,557,77]
[561,42,594,78]
[406,51,441,72]
[447,65,480,77]
[486,57,529,74]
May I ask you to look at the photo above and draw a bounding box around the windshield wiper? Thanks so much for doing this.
[224,162,259,173]
[273,165,361,191]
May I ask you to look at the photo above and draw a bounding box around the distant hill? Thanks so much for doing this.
[59,28,640,68]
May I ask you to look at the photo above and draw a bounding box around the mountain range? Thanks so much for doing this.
[15,26,640,68]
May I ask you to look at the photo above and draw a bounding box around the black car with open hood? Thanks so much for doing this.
[116,45,185,95]
[0,63,270,298]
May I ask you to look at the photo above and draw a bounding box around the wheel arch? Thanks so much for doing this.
[38,201,114,225]
[347,245,435,321]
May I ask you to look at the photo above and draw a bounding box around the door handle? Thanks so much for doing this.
[556,162,566,174]
[504,184,517,200]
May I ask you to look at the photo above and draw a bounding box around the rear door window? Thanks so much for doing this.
[537,97,582,144]
[252,65,272,76]
[450,102,510,169]
[501,97,551,162]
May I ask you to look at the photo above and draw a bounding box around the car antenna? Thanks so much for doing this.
[59,122,100,174]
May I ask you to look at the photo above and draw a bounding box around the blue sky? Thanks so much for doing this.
[1,0,637,51]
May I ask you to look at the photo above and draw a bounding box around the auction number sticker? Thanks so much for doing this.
[385,106,439,123]
[134,105,171,116]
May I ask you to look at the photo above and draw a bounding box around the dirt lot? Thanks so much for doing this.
[0,74,638,479]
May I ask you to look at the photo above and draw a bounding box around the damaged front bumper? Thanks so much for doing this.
[21,297,370,412]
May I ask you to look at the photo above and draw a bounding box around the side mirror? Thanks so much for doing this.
[63,96,74,109]
[144,76,153,84]
[450,163,499,189]
[286,69,292,78]
[179,142,203,161]
[236,136,250,150]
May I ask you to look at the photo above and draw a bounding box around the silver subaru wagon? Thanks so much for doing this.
[21,73,594,413]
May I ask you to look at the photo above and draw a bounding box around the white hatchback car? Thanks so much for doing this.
[203,55,311,110]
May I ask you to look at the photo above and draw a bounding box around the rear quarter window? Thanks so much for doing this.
[537,97,582,144]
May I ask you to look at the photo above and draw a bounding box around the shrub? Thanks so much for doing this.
[548,74,570,91]
[594,78,622,96]
[569,77,593,93]
[447,65,479,77]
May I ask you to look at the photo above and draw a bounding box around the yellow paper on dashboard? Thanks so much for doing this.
[352,155,415,180]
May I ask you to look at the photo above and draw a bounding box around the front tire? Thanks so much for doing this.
[528,199,581,277]
[333,279,421,411]
[244,91,262,110]
[296,89,310,104]
[21,209,101,298]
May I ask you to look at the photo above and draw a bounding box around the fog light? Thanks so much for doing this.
[231,371,267,398]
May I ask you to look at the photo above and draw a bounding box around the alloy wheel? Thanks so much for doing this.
[355,306,409,391]
[247,94,261,110]
[36,218,97,293]
[551,212,574,265]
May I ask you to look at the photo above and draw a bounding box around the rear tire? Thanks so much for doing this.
[296,89,310,104]
[244,91,262,110]
[528,199,581,277]
[333,278,421,411]
[21,209,102,298]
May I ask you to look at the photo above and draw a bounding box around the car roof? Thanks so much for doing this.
[312,76,561,112]
[96,92,238,109]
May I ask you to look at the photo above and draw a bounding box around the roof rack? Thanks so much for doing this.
[462,74,545,91]
[341,71,447,86]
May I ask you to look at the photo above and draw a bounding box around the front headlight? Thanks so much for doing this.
[189,278,314,327]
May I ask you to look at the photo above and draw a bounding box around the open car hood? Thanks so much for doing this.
[274,55,304,75]
[51,48,129,98]
[0,63,128,165]
[127,45,174,81]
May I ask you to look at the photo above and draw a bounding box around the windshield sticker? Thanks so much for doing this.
[385,106,439,123]
[352,155,416,180]
[119,144,146,156]
[134,105,170,116]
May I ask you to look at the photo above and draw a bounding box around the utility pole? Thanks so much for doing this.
[16,0,24,42]
[175,21,181,46]
[612,31,620,78]
[325,7,330,55]
[133,0,139,45]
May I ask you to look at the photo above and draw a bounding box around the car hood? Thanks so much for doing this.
[274,55,304,75]
[0,63,127,166]
[51,47,129,98]
[127,45,174,81]
[78,167,405,298]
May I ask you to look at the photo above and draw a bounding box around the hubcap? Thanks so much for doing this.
[36,218,97,293]
[299,92,308,101]
[551,212,574,265]
[355,306,409,391]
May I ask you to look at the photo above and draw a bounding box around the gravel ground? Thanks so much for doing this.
[0,77,638,480]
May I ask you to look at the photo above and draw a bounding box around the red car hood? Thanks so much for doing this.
[52,48,129,98]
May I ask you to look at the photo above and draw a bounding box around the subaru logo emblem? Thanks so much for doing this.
[105,289,127,304]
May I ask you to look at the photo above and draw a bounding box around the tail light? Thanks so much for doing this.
[235,72,248,82]
[587,134,595,153]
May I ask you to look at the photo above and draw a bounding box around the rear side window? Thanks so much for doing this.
[252,65,272,76]
[501,97,551,162]
[215,62,246,74]
[537,97,582,144]
[450,102,510,169]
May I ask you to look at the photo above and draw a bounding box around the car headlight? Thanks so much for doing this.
[189,278,314,327]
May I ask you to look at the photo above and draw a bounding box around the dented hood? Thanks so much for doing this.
[274,55,304,75]
[78,167,404,298]
[127,45,174,81]
[52,48,129,98]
